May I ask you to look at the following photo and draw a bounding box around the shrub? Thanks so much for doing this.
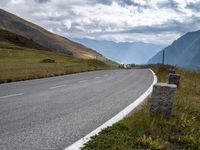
[40,58,55,63]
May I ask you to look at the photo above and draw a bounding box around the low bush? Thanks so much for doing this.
[40,58,56,63]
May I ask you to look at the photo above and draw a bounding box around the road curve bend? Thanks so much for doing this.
[0,69,154,150]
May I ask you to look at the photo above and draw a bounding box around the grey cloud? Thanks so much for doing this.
[83,0,112,6]
[157,0,183,13]
[34,0,51,3]
[98,17,200,36]
[93,0,113,5]
[122,0,148,6]
[88,0,150,7]
[39,15,69,22]
[1,0,200,46]
[30,0,200,45]
[0,0,9,7]
[186,1,200,11]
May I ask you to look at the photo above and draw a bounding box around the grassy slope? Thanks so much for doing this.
[0,45,109,83]
[0,29,53,51]
[0,8,105,59]
[83,67,200,150]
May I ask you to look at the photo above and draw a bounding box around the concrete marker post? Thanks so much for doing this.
[168,69,176,74]
[150,83,177,117]
[168,73,181,88]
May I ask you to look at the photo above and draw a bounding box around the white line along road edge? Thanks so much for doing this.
[0,93,24,99]
[65,69,157,150]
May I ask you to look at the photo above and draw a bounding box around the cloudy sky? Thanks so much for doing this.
[0,0,200,46]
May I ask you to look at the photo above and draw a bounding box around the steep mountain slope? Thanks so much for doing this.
[148,30,200,70]
[75,38,163,64]
[0,8,102,59]
[0,29,53,51]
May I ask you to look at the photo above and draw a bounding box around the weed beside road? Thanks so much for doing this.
[82,67,200,150]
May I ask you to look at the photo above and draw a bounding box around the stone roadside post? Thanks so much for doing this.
[150,83,177,117]
[168,69,176,74]
[168,73,181,88]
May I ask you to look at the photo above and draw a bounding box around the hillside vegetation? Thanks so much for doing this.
[0,48,109,83]
[0,33,110,83]
[83,67,200,150]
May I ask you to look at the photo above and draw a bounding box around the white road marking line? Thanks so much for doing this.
[79,80,88,83]
[94,77,101,79]
[0,93,24,99]
[65,69,158,150]
[49,84,66,89]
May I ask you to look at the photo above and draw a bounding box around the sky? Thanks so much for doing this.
[0,0,200,46]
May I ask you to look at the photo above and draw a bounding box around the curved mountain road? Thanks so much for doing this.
[0,69,154,150]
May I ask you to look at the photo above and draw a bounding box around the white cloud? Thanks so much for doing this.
[96,31,180,45]
[63,20,72,30]
[0,0,200,46]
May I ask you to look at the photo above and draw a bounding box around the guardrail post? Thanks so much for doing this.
[168,74,181,88]
[150,83,177,117]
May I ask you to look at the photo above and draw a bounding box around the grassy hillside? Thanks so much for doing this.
[83,67,200,150]
[0,29,53,51]
[0,8,104,59]
[0,46,109,83]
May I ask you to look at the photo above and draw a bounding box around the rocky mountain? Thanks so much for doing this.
[0,9,102,59]
[74,38,163,64]
[148,30,200,70]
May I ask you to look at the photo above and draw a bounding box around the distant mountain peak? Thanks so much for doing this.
[75,38,163,64]
[148,29,200,70]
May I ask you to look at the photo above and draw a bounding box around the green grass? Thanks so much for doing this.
[0,47,110,83]
[82,67,200,150]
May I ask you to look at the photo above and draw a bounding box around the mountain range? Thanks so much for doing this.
[148,30,200,70]
[74,38,163,64]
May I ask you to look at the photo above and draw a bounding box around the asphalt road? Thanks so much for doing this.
[0,69,154,150]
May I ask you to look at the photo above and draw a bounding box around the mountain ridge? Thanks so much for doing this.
[75,38,163,64]
[148,30,200,70]
[0,8,102,59]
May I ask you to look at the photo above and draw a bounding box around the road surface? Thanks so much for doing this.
[0,69,154,150]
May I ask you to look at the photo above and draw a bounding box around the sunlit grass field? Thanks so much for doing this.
[83,67,200,150]
[0,47,109,83]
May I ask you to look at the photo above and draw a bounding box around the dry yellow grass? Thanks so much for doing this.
[0,48,109,83]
